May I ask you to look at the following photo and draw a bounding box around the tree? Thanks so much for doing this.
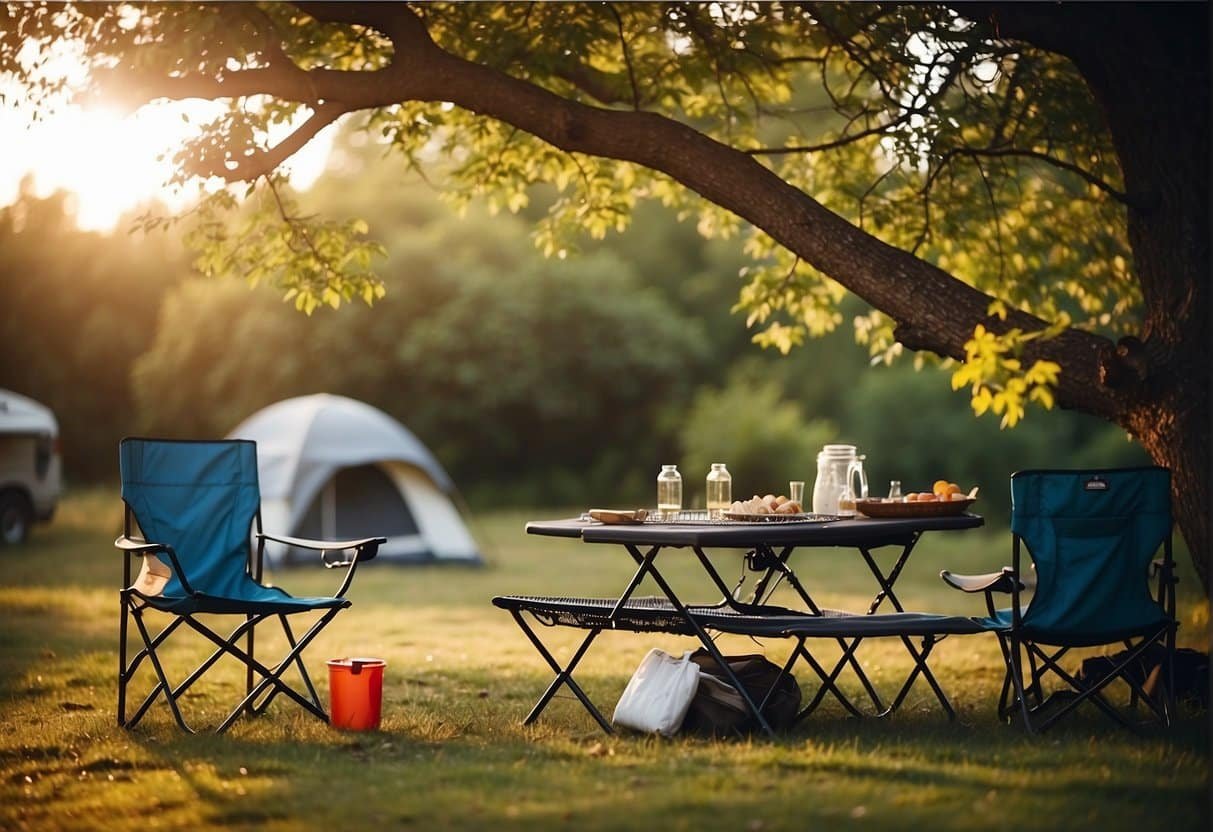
[131,195,709,505]
[3,3,1206,584]
[0,186,189,479]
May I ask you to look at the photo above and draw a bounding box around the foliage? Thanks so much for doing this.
[950,319,1063,428]
[845,364,1150,527]
[181,176,388,315]
[131,189,709,505]
[0,187,189,480]
[679,368,836,503]
[0,2,1149,428]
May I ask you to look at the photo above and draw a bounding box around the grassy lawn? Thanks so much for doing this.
[0,489,1208,831]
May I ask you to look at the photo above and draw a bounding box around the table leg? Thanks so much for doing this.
[510,611,612,733]
[608,545,660,622]
[692,545,751,609]
[853,537,958,718]
[880,635,956,719]
[792,637,872,720]
[859,534,919,615]
[757,549,885,713]
[749,545,796,606]
[625,544,776,738]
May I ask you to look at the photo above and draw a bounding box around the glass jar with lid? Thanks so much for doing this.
[706,463,732,518]
[657,465,682,517]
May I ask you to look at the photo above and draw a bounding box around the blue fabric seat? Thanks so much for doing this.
[116,438,383,733]
[942,467,1178,733]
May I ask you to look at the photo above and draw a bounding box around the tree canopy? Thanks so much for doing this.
[2,2,1206,582]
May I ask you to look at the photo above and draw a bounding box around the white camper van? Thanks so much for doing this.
[0,390,62,544]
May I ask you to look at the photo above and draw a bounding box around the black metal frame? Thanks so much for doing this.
[504,518,983,735]
[996,532,1179,733]
[503,544,778,736]
[117,500,383,733]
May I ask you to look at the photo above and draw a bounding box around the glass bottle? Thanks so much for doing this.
[706,463,732,518]
[887,480,902,501]
[657,465,682,517]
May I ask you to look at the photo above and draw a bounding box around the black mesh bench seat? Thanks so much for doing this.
[697,610,986,638]
[493,595,695,633]
[494,596,987,729]
[492,595,861,636]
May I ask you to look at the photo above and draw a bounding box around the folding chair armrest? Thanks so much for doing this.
[115,535,170,555]
[258,532,385,553]
[113,536,197,595]
[257,533,384,572]
[940,567,1023,594]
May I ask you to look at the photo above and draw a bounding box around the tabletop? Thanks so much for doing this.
[526,513,984,548]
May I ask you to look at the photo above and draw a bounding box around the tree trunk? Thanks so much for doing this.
[986,3,1210,587]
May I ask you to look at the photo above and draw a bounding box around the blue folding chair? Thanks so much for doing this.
[116,438,384,733]
[942,467,1178,733]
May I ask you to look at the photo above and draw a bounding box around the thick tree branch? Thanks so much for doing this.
[110,3,1124,420]
[380,11,1118,418]
[113,63,390,109]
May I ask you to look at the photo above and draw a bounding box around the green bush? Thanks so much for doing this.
[679,368,836,505]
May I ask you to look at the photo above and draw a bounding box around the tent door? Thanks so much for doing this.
[297,464,423,557]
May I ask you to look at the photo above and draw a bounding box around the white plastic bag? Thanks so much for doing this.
[612,648,700,736]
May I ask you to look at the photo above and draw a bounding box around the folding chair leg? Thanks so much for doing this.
[128,614,264,729]
[118,592,129,727]
[1007,637,1035,734]
[1029,637,1169,734]
[510,611,612,733]
[210,610,339,733]
[246,612,256,715]
[129,607,195,733]
[250,615,324,717]
[994,634,1016,721]
[129,613,247,730]
[1164,624,1177,726]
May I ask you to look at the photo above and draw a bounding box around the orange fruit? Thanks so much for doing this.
[947,483,963,496]
[932,479,950,496]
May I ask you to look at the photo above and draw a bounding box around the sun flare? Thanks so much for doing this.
[1,98,336,233]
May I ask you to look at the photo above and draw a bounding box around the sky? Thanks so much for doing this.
[0,89,336,233]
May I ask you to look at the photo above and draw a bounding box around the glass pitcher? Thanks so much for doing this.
[812,444,869,514]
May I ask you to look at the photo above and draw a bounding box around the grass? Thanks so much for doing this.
[0,488,1208,831]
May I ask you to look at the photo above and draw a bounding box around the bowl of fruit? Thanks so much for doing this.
[856,481,978,518]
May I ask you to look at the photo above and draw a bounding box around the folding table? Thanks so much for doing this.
[495,512,984,735]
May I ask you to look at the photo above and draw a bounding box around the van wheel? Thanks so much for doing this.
[0,493,32,545]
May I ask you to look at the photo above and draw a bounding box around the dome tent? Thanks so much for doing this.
[229,394,480,566]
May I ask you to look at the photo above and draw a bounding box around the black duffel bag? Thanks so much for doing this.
[681,649,801,736]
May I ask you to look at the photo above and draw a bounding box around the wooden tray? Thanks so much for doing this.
[587,509,648,525]
[856,498,976,518]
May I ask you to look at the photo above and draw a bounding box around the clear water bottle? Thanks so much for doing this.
[657,465,682,516]
[706,463,732,518]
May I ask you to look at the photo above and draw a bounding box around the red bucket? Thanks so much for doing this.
[327,657,386,731]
